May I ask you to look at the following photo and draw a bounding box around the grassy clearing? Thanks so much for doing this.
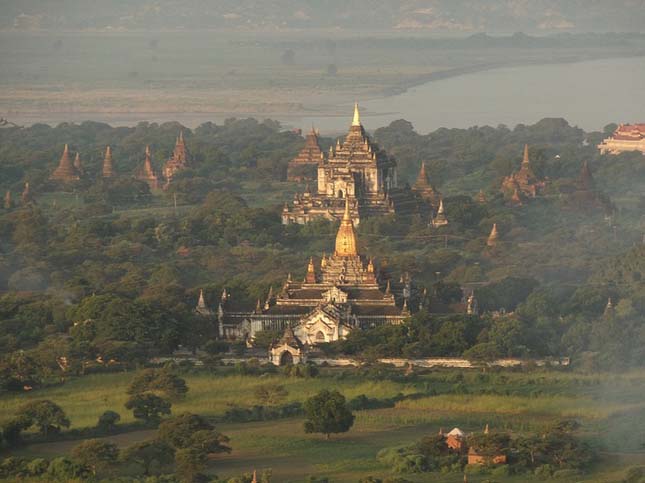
[3,369,645,482]
[0,371,415,429]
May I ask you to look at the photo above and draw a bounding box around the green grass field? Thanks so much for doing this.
[3,368,645,482]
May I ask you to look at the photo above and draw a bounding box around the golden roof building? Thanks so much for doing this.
[215,197,411,344]
[282,103,417,226]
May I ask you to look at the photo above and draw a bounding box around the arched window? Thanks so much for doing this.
[338,189,344,198]
[315,331,325,343]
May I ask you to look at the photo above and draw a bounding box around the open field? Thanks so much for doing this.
[3,368,645,481]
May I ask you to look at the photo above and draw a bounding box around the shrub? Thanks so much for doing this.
[46,457,90,481]
[71,439,119,476]
[15,400,70,437]
[125,393,171,425]
[26,458,49,476]
[624,466,645,483]
[127,368,189,400]
[553,468,582,479]
[96,410,121,433]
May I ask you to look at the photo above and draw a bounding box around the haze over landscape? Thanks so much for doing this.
[1,2,645,483]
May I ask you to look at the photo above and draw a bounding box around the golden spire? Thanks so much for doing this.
[352,102,361,127]
[334,197,358,257]
[305,256,317,283]
[487,223,499,247]
[522,144,530,166]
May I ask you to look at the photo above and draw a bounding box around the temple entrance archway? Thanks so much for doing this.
[315,331,325,343]
[280,351,294,366]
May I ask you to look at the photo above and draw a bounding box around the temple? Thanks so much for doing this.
[500,144,546,199]
[598,124,645,154]
[210,198,410,345]
[282,103,416,226]
[163,131,190,184]
[486,224,499,247]
[412,161,441,207]
[564,160,612,212]
[286,127,324,182]
[136,146,160,190]
[102,146,115,178]
[50,144,80,182]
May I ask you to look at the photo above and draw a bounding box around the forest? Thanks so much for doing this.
[0,115,644,481]
[1,116,644,390]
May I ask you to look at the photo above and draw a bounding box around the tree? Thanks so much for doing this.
[254,384,288,406]
[303,390,355,439]
[96,410,120,433]
[121,440,175,476]
[71,439,119,476]
[15,400,70,437]
[127,368,189,400]
[175,447,208,483]
[157,413,230,453]
[125,393,171,425]
[157,413,213,449]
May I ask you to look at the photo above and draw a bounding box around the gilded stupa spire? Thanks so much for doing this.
[334,197,358,257]
[352,102,361,127]
[522,144,530,166]
[305,256,317,283]
[487,223,499,247]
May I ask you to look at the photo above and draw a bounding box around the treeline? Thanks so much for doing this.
[0,116,644,390]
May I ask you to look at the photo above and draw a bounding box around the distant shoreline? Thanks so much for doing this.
[2,53,644,132]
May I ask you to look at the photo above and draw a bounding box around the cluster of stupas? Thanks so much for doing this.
[48,132,190,190]
[3,182,33,210]
[500,144,547,204]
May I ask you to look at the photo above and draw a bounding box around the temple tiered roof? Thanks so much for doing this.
[217,195,410,341]
[102,146,115,178]
[412,162,440,206]
[500,144,546,199]
[50,144,80,182]
[163,131,190,183]
[287,127,324,182]
[283,103,416,226]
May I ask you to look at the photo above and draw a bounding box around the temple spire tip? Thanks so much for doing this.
[352,102,361,127]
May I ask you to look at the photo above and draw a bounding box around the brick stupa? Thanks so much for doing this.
[50,144,80,182]
[287,127,324,182]
[136,146,159,190]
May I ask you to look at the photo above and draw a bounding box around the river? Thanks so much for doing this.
[298,56,645,134]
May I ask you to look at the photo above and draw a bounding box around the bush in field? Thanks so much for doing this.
[376,447,427,473]
[254,384,288,405]
[125,393,171,425]
[15,400,70,437]
[303,390,354,439]
[283,363,319,378]
[127,368,189,400]
[26,458,49,477]
[45,457,90,480]
[96,410,121,433]
[71,439,119,476]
